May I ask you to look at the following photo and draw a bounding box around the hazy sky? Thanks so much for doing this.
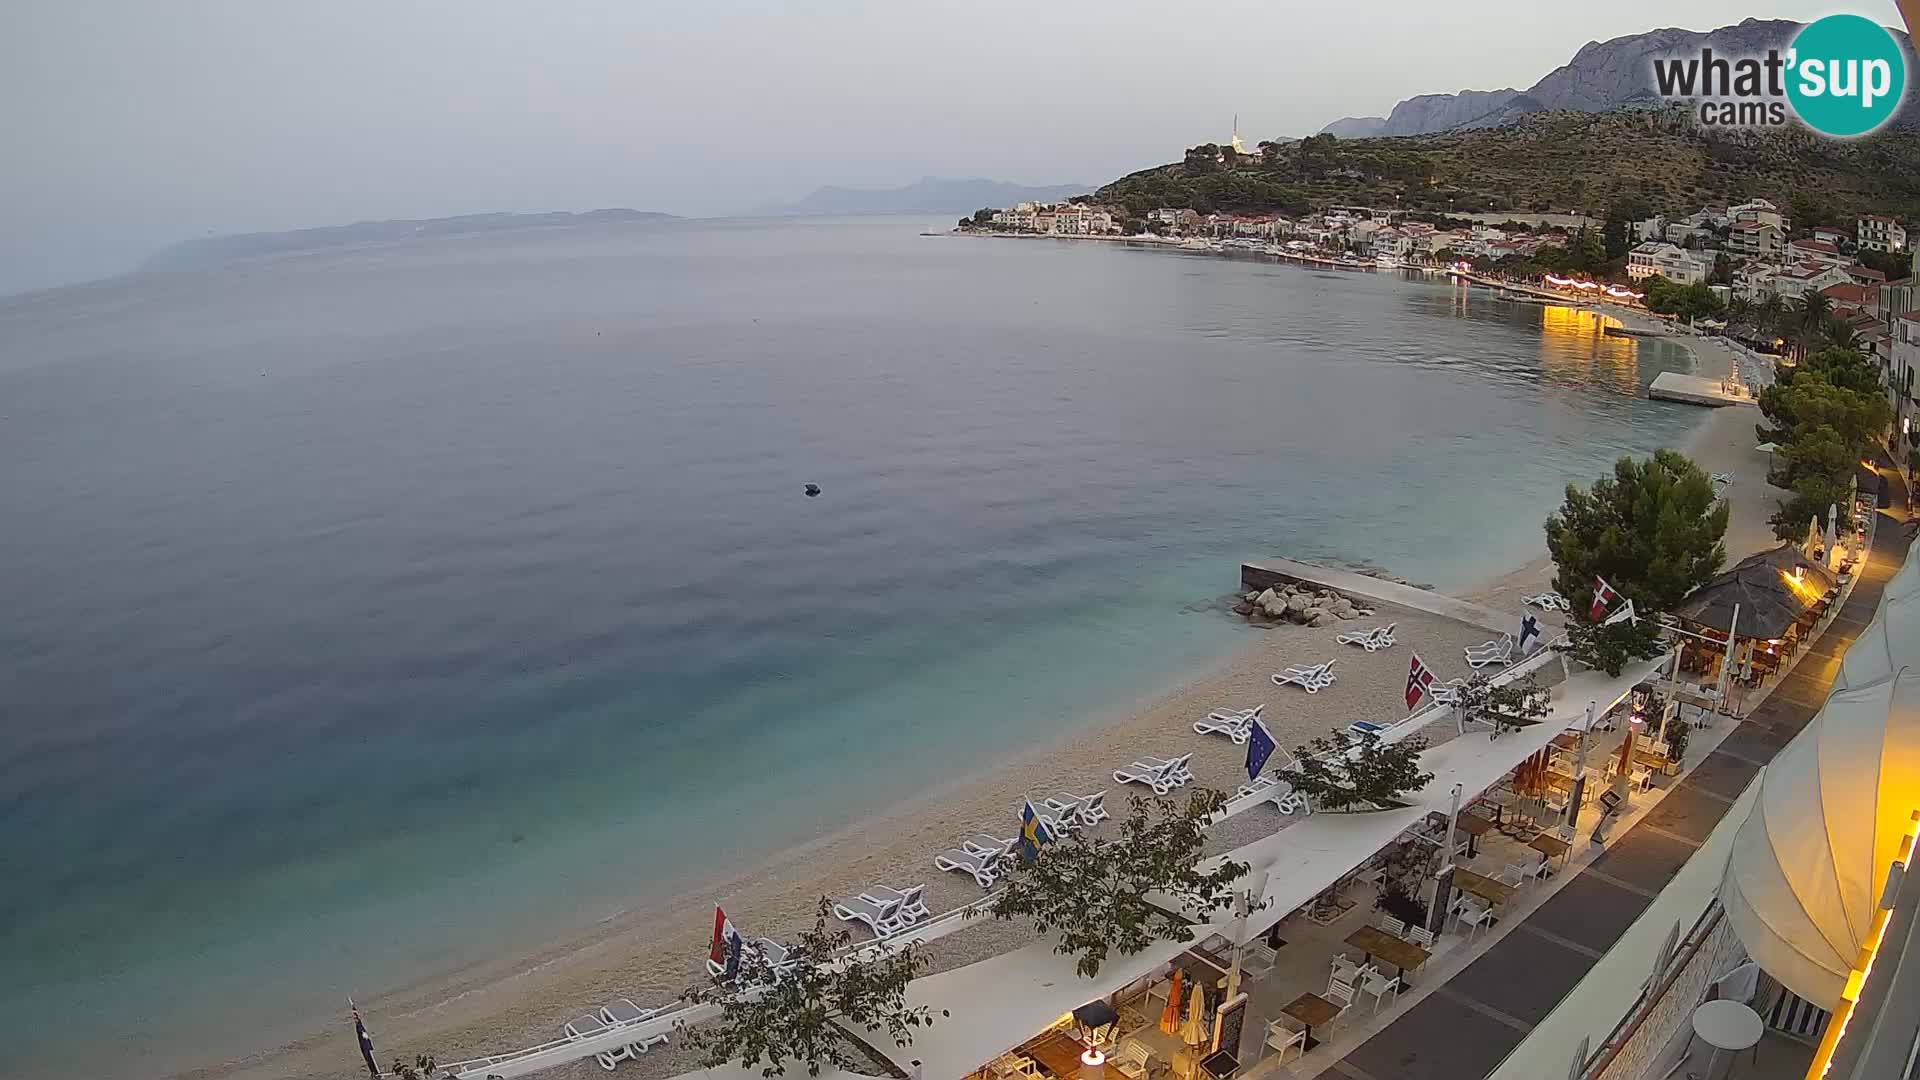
[0,1,1904,294]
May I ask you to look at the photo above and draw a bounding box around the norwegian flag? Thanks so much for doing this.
[1589,576,1619,621]
[1405,652,1436,711]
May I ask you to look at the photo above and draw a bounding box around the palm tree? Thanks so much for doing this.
[1823,319,1862,352]
[1756,293,1786,342]
[1787,293,1834,360]
[1725,297,1754,337]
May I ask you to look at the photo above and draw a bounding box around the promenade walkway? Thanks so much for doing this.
[1320,460,1911,1080]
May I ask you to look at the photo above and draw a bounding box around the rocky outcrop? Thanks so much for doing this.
[1319,115,1388,138]
[1235,584,1372,627]
[1376,89,1521,136]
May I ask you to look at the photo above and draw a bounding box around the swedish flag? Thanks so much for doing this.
[1018,800,1054,863]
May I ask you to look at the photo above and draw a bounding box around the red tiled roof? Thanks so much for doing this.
[1850,267,1888,282]
[1790,239,1840,254]
[1821,283,1875,305]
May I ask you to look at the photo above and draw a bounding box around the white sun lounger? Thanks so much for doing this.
[1465,634,1514,668]
[565,1013,630,1071]
[1429,677,1468,706]
[1045,790,1109,828]
[1336,623,1397,651]
[1272,660,1338,692]
[964,833,1018,859]
[863,883,928,923]
[834,894,905,939]
[600,998,671,1051]
[1232,775,1308,815]
[1193,711,1255,742]
[1522,592,1570,612]
[936,846,1002,888]
[1113,753,1192,795]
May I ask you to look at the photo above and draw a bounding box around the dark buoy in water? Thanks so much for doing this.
[804,483,822,497]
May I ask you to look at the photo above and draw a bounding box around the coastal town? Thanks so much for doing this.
[957,187,1920,425]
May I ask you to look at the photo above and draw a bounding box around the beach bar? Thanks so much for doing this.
[1672,545,1841,699]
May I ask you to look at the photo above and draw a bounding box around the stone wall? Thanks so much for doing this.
[1588,907,1746,1080]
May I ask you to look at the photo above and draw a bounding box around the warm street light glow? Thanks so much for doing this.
[1804,810,1920,1079]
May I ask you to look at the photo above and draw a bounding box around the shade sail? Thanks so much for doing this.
[1835,557,1920,692]
[1674,544,1837,640]
[1720,670,1920,1007]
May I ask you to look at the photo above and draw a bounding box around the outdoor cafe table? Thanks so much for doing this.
[1024,1031,1088,1079]
[1453,868,1517,918]
[1281,992,1342,1050]
[1529,831,1572,874]
[1345,926,1431,986]
[1455,812,1496,858]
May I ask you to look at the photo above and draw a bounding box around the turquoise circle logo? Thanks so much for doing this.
[1786,14,1907,137]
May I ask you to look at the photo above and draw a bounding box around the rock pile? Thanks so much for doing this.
[1233,583,1369,628]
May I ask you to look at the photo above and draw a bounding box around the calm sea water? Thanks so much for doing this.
[0,218,1699,1076]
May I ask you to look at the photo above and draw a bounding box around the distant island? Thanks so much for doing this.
[139,208,678,273]
[752,177,1091,217]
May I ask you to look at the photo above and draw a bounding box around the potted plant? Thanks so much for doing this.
[1663,718,1691,771]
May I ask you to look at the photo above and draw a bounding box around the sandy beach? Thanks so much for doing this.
[177,300,1788,1080]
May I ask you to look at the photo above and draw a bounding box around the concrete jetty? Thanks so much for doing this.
[1240,557,1520,634]
[1648,371,1758,407]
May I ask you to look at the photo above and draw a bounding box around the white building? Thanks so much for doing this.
[1859,214,1908,252]
[1631,215,1668,242]
[1627,241,1710,284]
[1729,198,1786,229]
[1785,237,1848,268]
[1726,221,1786,258]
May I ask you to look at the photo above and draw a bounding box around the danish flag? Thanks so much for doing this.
[1589,576,1619,621]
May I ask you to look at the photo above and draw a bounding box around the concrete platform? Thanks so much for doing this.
[1240,557,1521,634]
[1649,371,1758,407]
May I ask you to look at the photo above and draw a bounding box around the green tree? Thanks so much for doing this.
[390,1055,438,1080]
[1544,450,1729,615]
[684,900,944,1077]
[1275,732,1434,812]
[1561,616,1666,677]
[987,790,1246,978]
[1450,674,1550,736]
[970,207,994,227]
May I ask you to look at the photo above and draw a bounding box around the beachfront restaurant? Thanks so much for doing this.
[1671,544,1840,696]
[926,662,1670,1080]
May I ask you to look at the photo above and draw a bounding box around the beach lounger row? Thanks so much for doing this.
[1465,634,1513,669]
[1044,790,1109,831]
[1272,660,1337,693]
[1522,592,1570,612]
[1234,774,1308,815]
[1193,704,1263,743]
[833,883,928,939]
[706,936,800,983]
[1113,753,1193,795]
[563,998,670,1071]
[1336,622,1397,651]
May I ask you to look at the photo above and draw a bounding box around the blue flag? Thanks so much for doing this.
[1245,718,1277,781]
[1018,800,1054,863]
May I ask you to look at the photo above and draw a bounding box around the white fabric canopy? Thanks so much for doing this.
[1721,670,1920,1007]
[1835,556,1920,692]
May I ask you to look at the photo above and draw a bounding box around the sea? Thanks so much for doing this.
[0,217,1701,1077]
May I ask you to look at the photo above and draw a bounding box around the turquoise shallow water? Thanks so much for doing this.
[0,218,1700,1076]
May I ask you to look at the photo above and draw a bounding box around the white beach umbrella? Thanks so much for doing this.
[1835,557,1920,692]
[1824,505,1840,567]
[1720,670,1920,1007]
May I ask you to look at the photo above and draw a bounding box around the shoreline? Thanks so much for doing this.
[167,251,1781,1080]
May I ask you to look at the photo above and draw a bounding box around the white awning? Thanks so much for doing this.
[1721,670,1920,1007]
[1835,557,1920,692]
[866,661,1659,1080]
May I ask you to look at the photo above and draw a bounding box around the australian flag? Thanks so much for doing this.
[1018,800,1054,863]
[1245,717,1278,781]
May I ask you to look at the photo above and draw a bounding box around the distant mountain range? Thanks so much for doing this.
[1320,18,1919,138]
[752,177,1091,217]
[139,208,677,273]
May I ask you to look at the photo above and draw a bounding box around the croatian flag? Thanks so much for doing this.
[1245,717,1278,781]
[709,905,744,981]
[1590,576,1619,621]
[1018,800,1054,863]
[1405,652,1436,711]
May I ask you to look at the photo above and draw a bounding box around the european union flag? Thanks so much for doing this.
[1245,717,1277,781]
[1018,800,1054,863]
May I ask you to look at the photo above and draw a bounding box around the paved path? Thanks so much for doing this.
[1326,462,1910,1080]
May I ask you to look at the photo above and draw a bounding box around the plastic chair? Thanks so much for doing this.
[1264,1019,1307,1063]
[1379,914,1407,938]
[1359,968,1402,1012]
